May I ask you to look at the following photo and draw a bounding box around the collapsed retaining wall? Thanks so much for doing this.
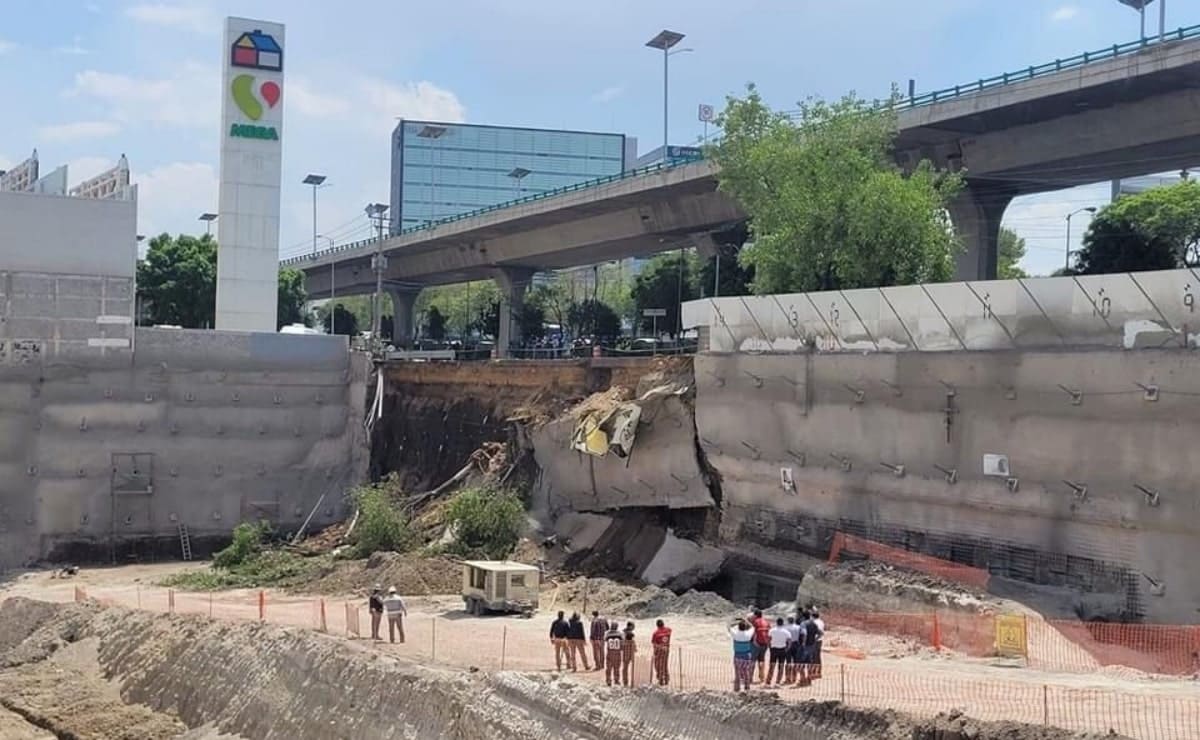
[695,349,1200,623]
[0,328,369,568]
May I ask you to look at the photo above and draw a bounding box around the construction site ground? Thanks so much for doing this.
[2,562,1196,739]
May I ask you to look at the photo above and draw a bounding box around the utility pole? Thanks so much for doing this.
[365,203,389,350]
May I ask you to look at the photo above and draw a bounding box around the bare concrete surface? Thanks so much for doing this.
[0,596,1119,740]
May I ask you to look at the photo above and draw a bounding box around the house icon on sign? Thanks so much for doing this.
[231,29,283,72]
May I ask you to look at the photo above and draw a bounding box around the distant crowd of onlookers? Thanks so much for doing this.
[548,605,825,692]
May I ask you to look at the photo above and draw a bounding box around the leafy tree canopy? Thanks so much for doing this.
[137,233,305,330]
[710,85,962,294]
[631,252,699,336]
[1074,181,1200,274]
[997,228,1028,280]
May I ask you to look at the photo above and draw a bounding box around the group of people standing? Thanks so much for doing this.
[549,611,674,687]
[729,607,824,692]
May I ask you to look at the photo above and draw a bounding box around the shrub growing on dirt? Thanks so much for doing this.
[444,485,525,560]
[212,521,270,569]
[350,478,412,558]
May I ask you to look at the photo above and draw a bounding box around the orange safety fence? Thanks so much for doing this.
[55,584,1200,739]
[827,531,991,590]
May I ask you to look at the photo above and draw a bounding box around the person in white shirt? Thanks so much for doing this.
[382,586,407,644]
[766,617,792,686]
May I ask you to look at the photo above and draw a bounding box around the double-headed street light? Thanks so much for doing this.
[198,212,217,236]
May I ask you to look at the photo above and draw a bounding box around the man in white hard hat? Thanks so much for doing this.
[382,586,407,644]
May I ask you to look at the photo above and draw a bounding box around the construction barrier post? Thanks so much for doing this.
[319,599,327,632]
[431,618,437,662]
[1042,684,1049,725]
[208,592,213,618]
[168,589,175,614]
[258,590,265,621]
[136,585,141,609]
[931,612,942,651]
[500,626,507,671]
[840,664,846,703]
[677,646,683,690]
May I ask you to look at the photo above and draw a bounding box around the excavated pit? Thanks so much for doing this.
[0,597,1118,740]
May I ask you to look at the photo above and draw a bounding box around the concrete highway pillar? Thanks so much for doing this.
[947,185,1015,281]
[385,286,421,348]
[492,267,536,358]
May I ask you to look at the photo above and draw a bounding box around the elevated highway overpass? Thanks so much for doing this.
[285,25,1200,353]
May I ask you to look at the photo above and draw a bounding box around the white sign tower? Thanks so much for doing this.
[215,17,285,332]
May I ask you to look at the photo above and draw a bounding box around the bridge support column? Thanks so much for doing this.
[385,287,421,348]
[947,185,1015,281]
[492,267,536,358]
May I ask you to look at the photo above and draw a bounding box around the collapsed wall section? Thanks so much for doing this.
[695,349,1200,623]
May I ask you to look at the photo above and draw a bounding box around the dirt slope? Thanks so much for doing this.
[0,597,1121,740]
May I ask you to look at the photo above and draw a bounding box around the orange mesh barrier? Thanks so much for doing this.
[49,583,1200,739]
[828,532,991,590]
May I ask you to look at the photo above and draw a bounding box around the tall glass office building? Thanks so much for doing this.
[389,120,631,233]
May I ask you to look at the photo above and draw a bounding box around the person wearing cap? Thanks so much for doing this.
[382,586,407,644]
[728,617,755,692]
[367,585,384,641]
[651,619,672,686]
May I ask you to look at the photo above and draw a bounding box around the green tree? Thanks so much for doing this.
[424,306,446,340]
[323,303,359,335]
[997,228,1028,280]
[276,267,307,329]
[711,85,962,293]
[445,485,525,560]
[1074,181,1200,274]
[137,233,218,327]
[631,252,699,336]
[567,299,621,338]
[518,301,547,340]
[415,281,500,338]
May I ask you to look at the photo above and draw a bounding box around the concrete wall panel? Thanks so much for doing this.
[696,349,1200,622]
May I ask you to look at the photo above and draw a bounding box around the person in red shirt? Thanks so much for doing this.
[750,609,771,684]
[650,619,672,686]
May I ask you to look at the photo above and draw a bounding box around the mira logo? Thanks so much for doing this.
[228,28,282,140]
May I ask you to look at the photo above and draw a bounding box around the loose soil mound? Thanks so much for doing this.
[295,551,463,596]
[554,576,739,619]
[800,561,999,614]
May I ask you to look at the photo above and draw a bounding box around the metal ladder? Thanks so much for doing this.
[178,522,193,562]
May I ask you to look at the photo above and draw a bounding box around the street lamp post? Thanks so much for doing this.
[303,174,327,257]
[1116,0,1165,42]
[365,203,390,347]
[316,235,336,333]
[1065,207,1098,271]
[198,212,217,237]
[507,167,531,200]
[416,125,448,225]
[645,30,687,153]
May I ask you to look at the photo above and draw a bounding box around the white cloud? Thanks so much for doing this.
[591,85,625,104]
[359,79,466,134]
[288,79,352,120]
[0,39,16,55]
[69,156,119,184]
[66,63,219,128]
[1050,6,1079,22]
[124,3,218,34]
[55,36,89,55]
[38,121,122,142]
[134,162,219,238]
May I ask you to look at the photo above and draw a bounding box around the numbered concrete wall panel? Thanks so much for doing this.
[0,327,369,569]
[684,269,1200,353]
[694,350,1200,623]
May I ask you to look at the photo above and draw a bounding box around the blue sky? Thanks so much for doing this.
[0,0,1193,276]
